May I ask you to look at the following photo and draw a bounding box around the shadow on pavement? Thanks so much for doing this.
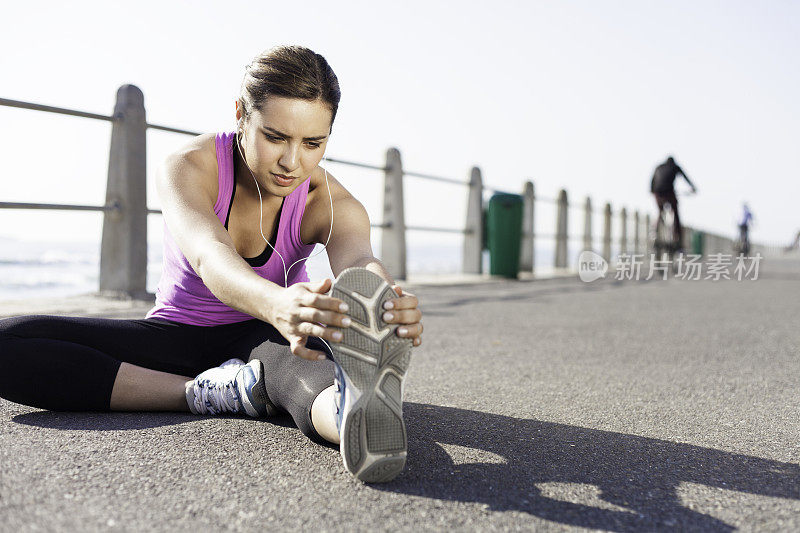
[11,410,298,432]
[10,402,797,530]
[12,410,198,430]
[377,402,799,532]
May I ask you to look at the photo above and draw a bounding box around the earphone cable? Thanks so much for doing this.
[236,127,335,355]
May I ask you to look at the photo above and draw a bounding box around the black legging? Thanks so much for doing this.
[0,314,335,443]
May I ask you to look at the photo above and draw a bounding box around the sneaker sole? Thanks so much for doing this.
[330,267,413,483]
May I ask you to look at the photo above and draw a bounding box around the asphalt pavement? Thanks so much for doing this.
[1,257,798,532]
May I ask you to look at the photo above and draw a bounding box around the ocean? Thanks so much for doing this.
[0,236,577,302]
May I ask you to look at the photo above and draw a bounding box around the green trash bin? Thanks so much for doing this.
[691,231,704,255]
[484,192,524,278]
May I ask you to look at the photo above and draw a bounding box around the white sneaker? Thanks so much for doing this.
[186,358,278,417]
[220,357,246,369]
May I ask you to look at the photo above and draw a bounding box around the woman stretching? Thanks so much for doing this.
[0,45,423,483]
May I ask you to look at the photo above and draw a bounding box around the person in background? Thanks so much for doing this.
[738,202,754,254]
[650,155,697,251]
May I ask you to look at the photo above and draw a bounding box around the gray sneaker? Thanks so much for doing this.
[329,267,413,483]
[186,358,279,418]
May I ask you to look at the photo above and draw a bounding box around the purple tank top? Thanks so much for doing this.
[145,131,317,326]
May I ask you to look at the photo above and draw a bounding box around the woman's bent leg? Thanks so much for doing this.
[0,330,122,411]
[0,314,215,412]
[110,362,193,412]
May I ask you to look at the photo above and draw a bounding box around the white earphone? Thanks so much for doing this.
[236,118,334,291]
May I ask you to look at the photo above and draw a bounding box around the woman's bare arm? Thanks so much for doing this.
[155,149,282,322]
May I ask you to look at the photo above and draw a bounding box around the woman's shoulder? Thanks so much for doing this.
[166,133,221,206]
[302,165,364,244]
[308,165,353,204]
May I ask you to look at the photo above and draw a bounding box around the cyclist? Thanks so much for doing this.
[737,202,754,255]
[787,230,800,251]
[650,155,697,252]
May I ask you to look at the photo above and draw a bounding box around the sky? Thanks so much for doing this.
[1,0,798,253]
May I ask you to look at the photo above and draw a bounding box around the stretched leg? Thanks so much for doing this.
[311,384,339,443]
[0,314,218,412]
[214,319,336,444]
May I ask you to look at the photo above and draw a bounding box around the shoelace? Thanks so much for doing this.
[193,377,242,415]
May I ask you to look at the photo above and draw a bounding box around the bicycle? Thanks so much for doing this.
[650,189,695,265]
[733,224,751,256]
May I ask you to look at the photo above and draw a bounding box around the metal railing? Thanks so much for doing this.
[0,85,785,298]
[532,188,785,267]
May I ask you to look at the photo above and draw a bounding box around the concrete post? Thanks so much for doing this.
[381,147,407,281]
[520,180,534,273]
[555,189,568,268]
[620,207,628,255]
[583,196,592,252]
[99,85,148,298]
[645,213,652,256]
[462,166,484,274]
[682,225,692,252]
[602,202,612,262]
[634,211,641,254]
[684,226,693,254]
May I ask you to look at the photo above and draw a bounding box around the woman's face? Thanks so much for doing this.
[236,96,332,197]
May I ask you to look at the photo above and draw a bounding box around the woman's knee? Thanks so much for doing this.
[0,316,41,370]
[0,314,57,339]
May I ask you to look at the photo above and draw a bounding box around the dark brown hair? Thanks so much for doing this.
[239,45,341,133]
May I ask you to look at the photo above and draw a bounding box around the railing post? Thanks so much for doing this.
[520,180,534,273]
[462,166,484,274]
[603,203,612,262]
[555,189,568,268]
[381,147,407,281]
[634,210,641,254]
[583,196,592,252]
[620,207,628,255]
[99,84,148,298]
[645,213,652,256]
[684,226,694,255]
[682,225,691,253]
